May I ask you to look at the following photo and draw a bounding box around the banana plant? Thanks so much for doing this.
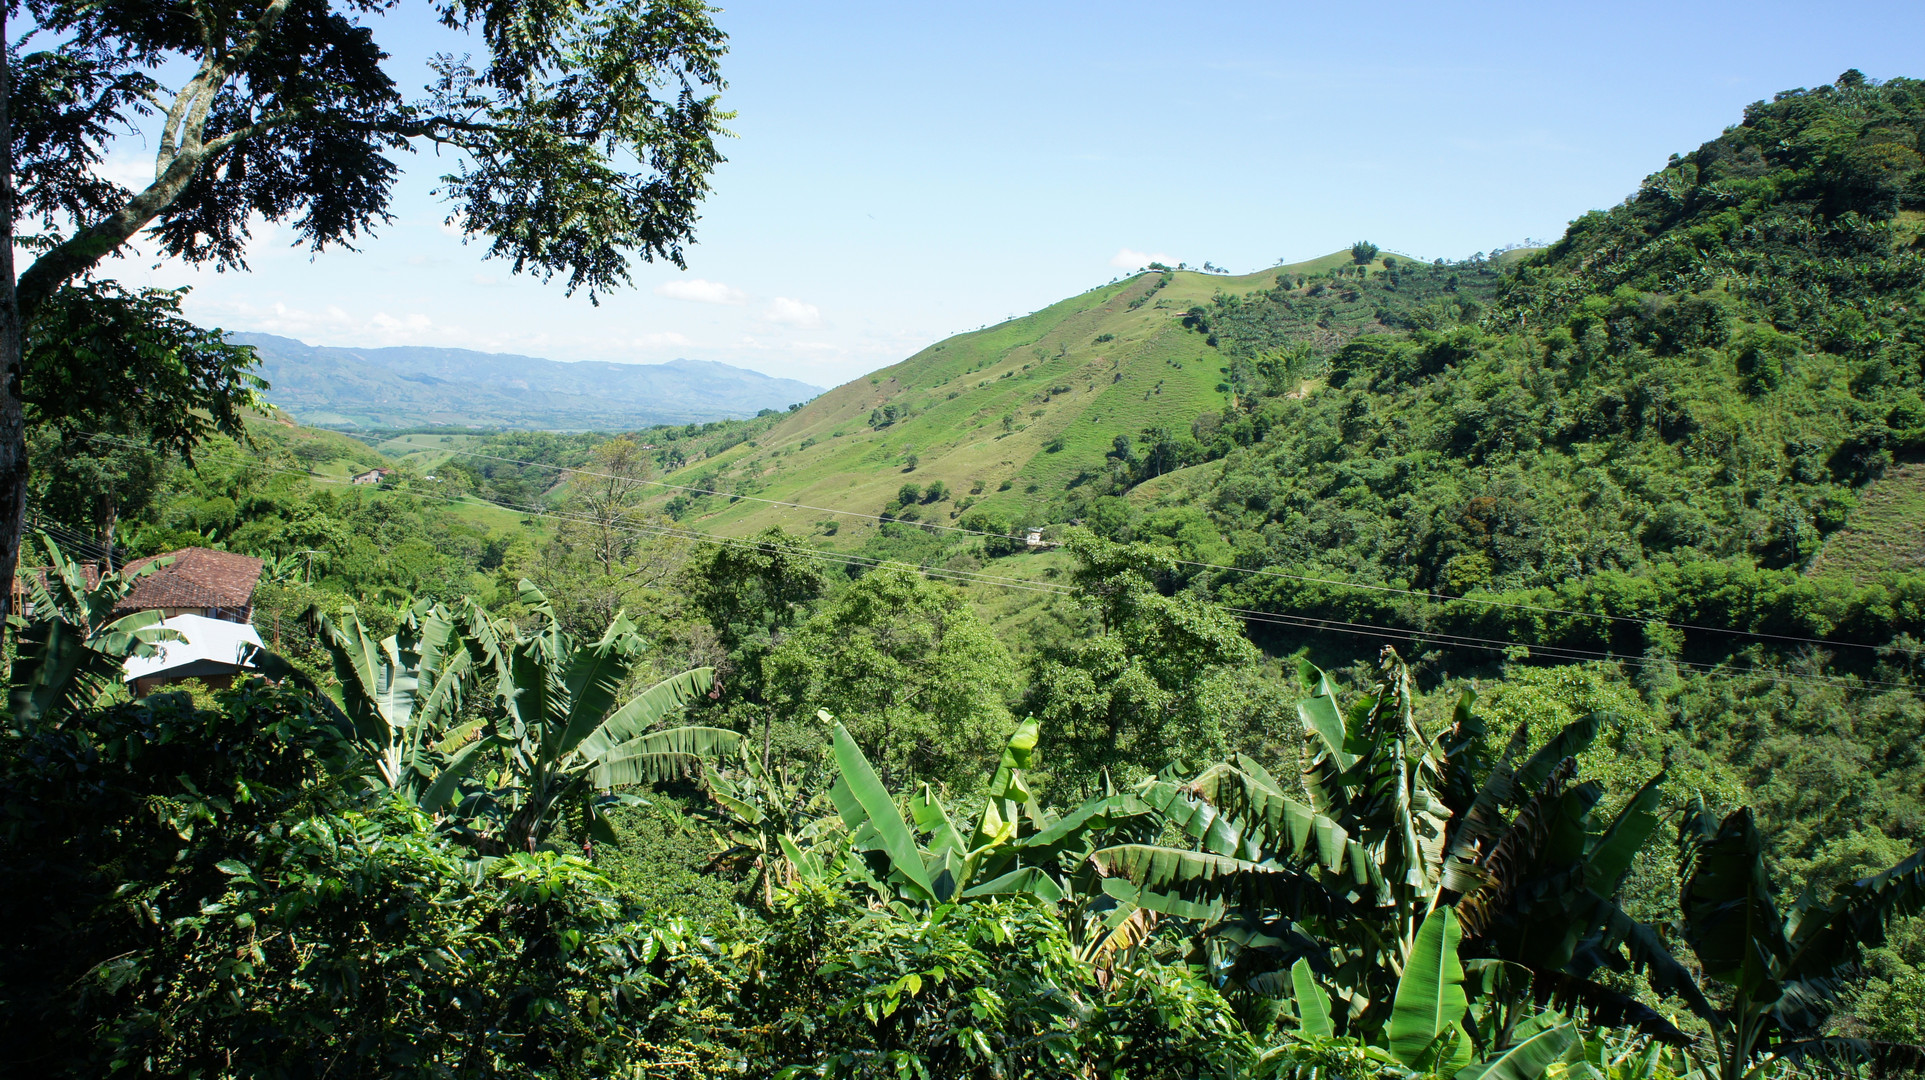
[1088,647,1692,1049]
[789,712,1171,971]
[1439,714,1703,1048]
[1674,800,1925,1080]
[311,601,491,811]
[1073,649,1454,1030]
[1272,908,1590,1080]
[701,737,836,908]
[823,714,1155,910]
[474,582,741,853]
[8,534,180,727]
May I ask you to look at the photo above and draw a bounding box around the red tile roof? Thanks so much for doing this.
[114,548,264,614]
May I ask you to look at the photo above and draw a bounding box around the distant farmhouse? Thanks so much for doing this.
[350,467,393,485]
[111,548,268,695]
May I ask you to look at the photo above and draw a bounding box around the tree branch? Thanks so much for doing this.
[22,0,300,321]
[155,67,211,178]
[15,153,203,321]
[201,109,301,158]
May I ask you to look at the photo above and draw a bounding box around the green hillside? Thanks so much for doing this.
[373,431,488,472]
[620,73,1925,674]
[646,249,1498,540]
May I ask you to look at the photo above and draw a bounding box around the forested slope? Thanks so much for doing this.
[1150,70,1925,661]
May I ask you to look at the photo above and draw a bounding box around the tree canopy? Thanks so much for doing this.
[0,0,731,611]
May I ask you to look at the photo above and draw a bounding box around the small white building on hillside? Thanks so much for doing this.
[123,613,265,697]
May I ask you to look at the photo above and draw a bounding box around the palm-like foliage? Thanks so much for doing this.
[731,712,1173,971]
[822,715,1157,911]
[1272,908,1593,1080]
[1080,650,1457,1031]
[701,731,836,908]
[8,534,179,727]
[1676,800,1925,1080]
[1098,648,1692,1052]
[312,601,490,810]
[1438,712,1702,1048]
[476,583,739,853]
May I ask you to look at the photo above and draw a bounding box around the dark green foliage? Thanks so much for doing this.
[1198,259,1503,366]
[681,525,827,707]
[578,797,745,922]
[23,281,262,459]
[432,430,601,507]
[764,568,1017,792]
[1024,533,1262,786]
[0,680,713,1077]
[1187,73,1925,668]
[22,282,265,556]
[128,440,504,606]
[729,889,1253,1078]
[0,681,345,1072]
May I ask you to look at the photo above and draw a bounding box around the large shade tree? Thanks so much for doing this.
[0,0,730,612]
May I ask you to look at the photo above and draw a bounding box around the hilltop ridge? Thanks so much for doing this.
[644,249,1495,537]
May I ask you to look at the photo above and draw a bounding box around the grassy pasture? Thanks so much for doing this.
[645,256,1362,542]
[1808,461,1925,583]
[375,432,485,471]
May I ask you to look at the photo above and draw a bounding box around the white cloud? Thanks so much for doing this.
[96,147,158,193]
[633,331,692,348]
[368,311,438,343]
[656,278,747,305]
[763,296,823,328]
[1110,247,1175,270]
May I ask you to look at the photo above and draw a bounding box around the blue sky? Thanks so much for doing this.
[108,0,1925,389]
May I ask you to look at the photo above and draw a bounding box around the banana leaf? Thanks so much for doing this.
[1290,956,1334,1038]
[1454,1018,1580,1080]
[1583,771,1666,897]
[573,667,715,760]
[831,721,936,902]
[1389,907,1473,1071]
[960,865,1064,903]
[588,725,741,787]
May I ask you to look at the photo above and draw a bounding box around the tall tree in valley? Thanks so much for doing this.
[763,566,1017,792]
[536,437,687,635]
[569,437,656,577]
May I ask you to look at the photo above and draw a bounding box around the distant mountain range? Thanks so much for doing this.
[234,333,824,431]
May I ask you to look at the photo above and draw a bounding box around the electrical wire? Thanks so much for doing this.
[323,436,1896,655]
[65,430,1923,699]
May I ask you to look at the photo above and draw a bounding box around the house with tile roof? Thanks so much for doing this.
[113,547,265,624]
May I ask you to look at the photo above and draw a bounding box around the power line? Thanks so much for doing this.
[325,437,1894,655]
[70,431,1921,699]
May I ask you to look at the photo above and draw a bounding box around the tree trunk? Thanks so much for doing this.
[0,13,28,620]
[100,492,118,573]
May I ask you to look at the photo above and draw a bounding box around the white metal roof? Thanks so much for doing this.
[122,613,264,682]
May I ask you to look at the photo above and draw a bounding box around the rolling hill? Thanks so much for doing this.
[637,248,1496,540]
[237,333,823,431]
